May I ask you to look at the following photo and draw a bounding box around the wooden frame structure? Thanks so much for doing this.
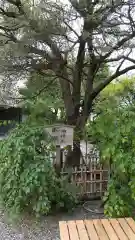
[61,164,109,198]
[52,143,109,198]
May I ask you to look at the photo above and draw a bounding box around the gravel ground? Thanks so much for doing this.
[0,202,104,240]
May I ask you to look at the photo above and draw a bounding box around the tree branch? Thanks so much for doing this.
[69,0,87,17]
[92,65,135,99]
[101,32,135,60]
[105,55,135,65]
[7,0,24,14]
[63,20,79,39]
[72,32,86,111]
[6,75,58,102]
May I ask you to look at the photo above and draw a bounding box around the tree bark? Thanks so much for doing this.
[72,139,81,166]
[65,139,81,167]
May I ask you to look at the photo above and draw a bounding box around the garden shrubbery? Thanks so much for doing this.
[0,123,77,216]
[88,80,135,217]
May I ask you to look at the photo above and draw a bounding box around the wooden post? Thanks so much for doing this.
[55,145,61,174]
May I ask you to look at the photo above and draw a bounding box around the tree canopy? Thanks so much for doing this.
[0,0,135,127]
[19,72,65,125]
[1,0,135,164]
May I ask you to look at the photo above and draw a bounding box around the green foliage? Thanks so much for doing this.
[103,179,134,217]
[0,120,16,126]
[0,122,77,217]
[20,72,65,125]
[88,77,135,217]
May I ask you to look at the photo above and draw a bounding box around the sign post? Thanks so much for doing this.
[56,145,61,172]
[46,124,74,171]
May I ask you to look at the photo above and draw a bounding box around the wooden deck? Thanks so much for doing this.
[59,218,135,239]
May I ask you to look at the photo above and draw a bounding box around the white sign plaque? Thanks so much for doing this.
[46,124,74,147]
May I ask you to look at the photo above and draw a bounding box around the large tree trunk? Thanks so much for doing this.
[65,101,91,167]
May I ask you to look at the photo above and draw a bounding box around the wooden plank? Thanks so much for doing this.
[101,219,119,240]
[76,220,89,240]
[118,218,135,240]
[126,218,135,233]
[93,219,109,240]
[109,219,128,240]
[59,221,70,240]
[67,221,79,240]
[59,218,135,240]
[85,220,99,240]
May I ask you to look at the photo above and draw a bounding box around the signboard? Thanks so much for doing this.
[46,124,74,147]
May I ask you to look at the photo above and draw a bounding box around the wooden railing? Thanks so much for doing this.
[52,149,109,198]
[61,165,109,198]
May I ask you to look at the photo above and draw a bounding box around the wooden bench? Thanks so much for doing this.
[59,218,135,239]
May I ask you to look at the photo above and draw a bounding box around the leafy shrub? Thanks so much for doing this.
[92,106,135,217]
[87,80,135,217]
[0,123,77,216]
[103,179,134,217]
